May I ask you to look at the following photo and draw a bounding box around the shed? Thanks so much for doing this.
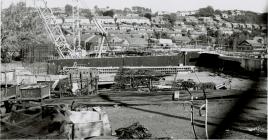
[237,40,263,51]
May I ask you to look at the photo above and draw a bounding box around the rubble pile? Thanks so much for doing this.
[0,104,111,139]
[115,122,152,139]
[173,79,216,90]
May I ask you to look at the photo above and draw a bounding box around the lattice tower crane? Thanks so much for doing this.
[35,0,78,58]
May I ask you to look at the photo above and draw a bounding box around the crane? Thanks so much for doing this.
[35,0,78,58]
[72,0,83,57]
[78,0,111,58]
[92,18,110,58]
[36,0,111,58]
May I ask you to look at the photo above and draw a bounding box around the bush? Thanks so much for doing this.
[197,82,216,90]
[114,68,164,90]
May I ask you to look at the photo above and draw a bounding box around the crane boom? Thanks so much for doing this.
[72,0,81,52]
[92,18,113,58]
[35,0,75,58]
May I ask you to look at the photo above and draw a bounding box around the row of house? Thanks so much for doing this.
[151,15,265,31]
[176,10,198,16]
[95,15,150,25]
[56,15,151,26]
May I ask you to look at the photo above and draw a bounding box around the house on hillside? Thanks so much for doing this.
[64,16,90,24]
[253,36,265,44]
[102,24,117,31]
[125,37,148,48]
[175,21,185,26]
[231,23,239,29]
[80,34,101,51]
[176,10,198,16]
[151,16,167,25]
[52,7,65,16]
[158,39,173,47]
[260,24,267,31]
[182,25,194,32]
[157,11,170,16]
[218,28,234,35]
[126,13,139,17]
[230,10,244,16]
[62,16,90,29]
[184,16,199,24]
[108,35,128,51]
[221,13,229,19]
[238,23,246,29]
[52,18,64,25]
[252,24,260,30]
[237,40,264,51]
[95,16,114,24]
[173,26,183,32]
[214,15,222,21]
[222,22,232,29]
[195,24,206,32]
[172,36,191,46]
[198,17,214,25]
[189,30,207,39]
[245,23,253,29]
[116,16,151,25]
[119,24,134,31]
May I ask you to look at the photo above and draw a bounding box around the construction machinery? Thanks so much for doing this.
[35,0,78,58]
[36,0,111,59]
[92,18,111,58]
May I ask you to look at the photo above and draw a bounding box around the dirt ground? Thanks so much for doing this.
[102,90,266,139]
[1,90,266,139]
[37,87,266,139]
[1,63,267,139]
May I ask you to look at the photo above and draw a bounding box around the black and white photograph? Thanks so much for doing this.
[0,0,267,139]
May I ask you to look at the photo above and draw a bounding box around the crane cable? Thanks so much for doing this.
[186,88,198,139]
[194,72,209,139]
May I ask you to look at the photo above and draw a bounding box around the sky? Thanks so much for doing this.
[1,0,268,13]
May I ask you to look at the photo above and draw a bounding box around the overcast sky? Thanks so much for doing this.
[2,0,268,13]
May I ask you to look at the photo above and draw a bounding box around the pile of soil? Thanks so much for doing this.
[115,122,152,139]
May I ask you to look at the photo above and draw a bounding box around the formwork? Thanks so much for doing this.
[56,67,98,97]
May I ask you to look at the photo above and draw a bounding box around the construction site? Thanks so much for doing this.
[0,0,267,139]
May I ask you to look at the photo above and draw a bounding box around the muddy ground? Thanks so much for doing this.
[1,90,267,139]
[37,87,266,139]
[1,63,267,139]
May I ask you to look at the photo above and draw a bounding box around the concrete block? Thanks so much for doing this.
[173,91,180,101]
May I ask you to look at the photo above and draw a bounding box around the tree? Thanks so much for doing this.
[197,6,214,17]
[123,7,132,13]
[132,6,151,16]
[81,9,93,20]
[93,5,103,16]
[103,10,114,17]
[163,13,177,27]
[215,9,221,15]
[65,4,72,16]
[1,48,11,63]
[144,13,152,21]
[1,2,51,62]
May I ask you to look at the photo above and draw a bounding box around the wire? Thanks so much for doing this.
[191,95,198,139]
[194,71,209,139]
